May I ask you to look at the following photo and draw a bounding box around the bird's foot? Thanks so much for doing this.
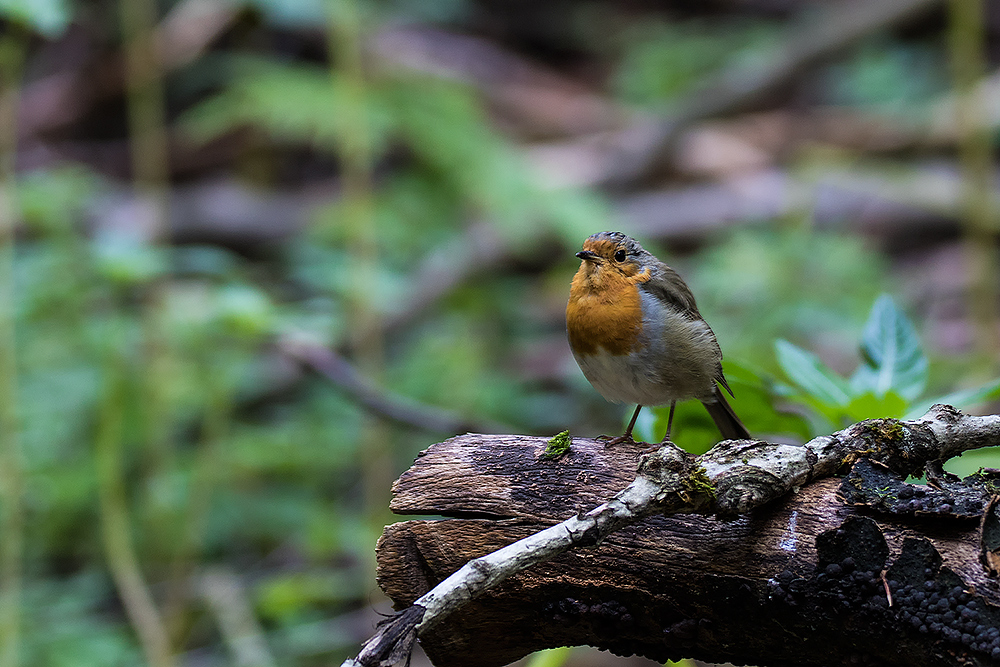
[597,433,641,448]
[637,436,675,455]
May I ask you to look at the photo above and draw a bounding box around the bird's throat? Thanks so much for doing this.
[567,265,649,356]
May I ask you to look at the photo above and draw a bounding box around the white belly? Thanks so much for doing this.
[573,348,675,406]
[572,292,721,406]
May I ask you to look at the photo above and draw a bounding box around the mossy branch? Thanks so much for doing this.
[343,404,1000,667]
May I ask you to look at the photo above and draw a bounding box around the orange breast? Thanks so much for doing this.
[566,265,649,356]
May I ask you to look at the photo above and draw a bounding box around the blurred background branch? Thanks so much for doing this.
[280,336,512,435]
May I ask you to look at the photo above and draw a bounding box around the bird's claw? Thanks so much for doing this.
[597,433,642,448]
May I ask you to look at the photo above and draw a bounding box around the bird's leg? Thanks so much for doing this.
[598,404,643,446]
[637,401,678,455]
[661,401,677,443]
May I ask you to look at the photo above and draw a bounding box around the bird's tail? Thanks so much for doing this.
[702,387,751,441]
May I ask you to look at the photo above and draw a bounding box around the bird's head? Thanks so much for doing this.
[574,231,651,279]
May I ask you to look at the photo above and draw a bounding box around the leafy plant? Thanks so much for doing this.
[637,295,1000,457]
[776,294,1000,429]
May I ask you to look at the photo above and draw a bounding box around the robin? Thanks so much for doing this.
[566,231,750,445]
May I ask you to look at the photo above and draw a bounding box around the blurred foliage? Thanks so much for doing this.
[769,294,1000,477]
[0,0,70,36]
[611,19,780,108]
[0,0,998,665]
[10,162,386,662]
[823,37,949,111]
[692,227,888,366]
[181,57,610,248]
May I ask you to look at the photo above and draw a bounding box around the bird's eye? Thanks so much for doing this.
[614,248,627,262]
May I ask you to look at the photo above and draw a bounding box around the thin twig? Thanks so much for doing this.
[96,341,175,667]
[109,0,178,660]
[326,0,396,516]
[279,336,512,435]
[881,570,893,607]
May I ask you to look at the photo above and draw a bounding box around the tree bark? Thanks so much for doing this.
[376,427,1000,667]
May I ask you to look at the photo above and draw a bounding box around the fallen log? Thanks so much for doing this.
[365,407,1000,667]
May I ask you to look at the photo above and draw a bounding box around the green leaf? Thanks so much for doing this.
[524,647,575,667]
[255,571,357,622]
[719,359,811,439]
[844,390,908,421]
[214,283,274,339]
[388,77,536,238]
[0,0,71,37]
[905,378,1000,420]
[775,339,853,407]
[942,446,1000,479]
[850,294,927,400]
[827,40,946,111]
[613,20,778,107]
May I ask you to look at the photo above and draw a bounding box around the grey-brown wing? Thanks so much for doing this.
[643,265,703,319]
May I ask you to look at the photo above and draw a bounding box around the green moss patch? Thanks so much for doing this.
[541,430,572,460]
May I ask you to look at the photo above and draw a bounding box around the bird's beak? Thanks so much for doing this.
[576,250,599,262]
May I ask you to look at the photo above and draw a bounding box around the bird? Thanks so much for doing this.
[566,231,750,445]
